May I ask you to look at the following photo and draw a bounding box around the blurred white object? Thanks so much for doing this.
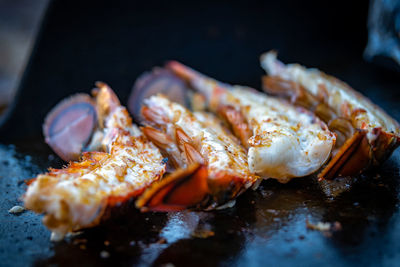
[365,0,400,71]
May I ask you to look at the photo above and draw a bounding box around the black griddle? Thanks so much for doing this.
[1,0,400,266]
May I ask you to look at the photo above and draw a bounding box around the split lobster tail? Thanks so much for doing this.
[260,51,400,181]
[25,83,166,238]
[166,60,336,182]
[138,94,258,210]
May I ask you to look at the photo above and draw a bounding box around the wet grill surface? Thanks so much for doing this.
[1,141,400,267]
[1,0,400,266]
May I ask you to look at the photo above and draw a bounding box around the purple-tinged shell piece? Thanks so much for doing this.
[43,94,97,161]
[128,68,190,123]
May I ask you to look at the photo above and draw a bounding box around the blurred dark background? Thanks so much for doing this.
[0,0,399,141]
[0,0,48,115]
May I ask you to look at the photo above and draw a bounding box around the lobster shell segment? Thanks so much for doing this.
[128,68,191,123]
[43,94,97,161]
[260,51,400,180]
[136,163,210,212]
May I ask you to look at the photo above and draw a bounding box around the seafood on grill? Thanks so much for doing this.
[166,61,336,183]
[136,94,259,211]
[260,51,400,180]
[24,83,166,239]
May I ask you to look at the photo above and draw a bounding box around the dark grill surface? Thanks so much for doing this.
[1,1,400,266]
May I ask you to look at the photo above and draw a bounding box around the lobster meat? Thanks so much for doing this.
[166,61,336,183]
[136,94,259,211]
